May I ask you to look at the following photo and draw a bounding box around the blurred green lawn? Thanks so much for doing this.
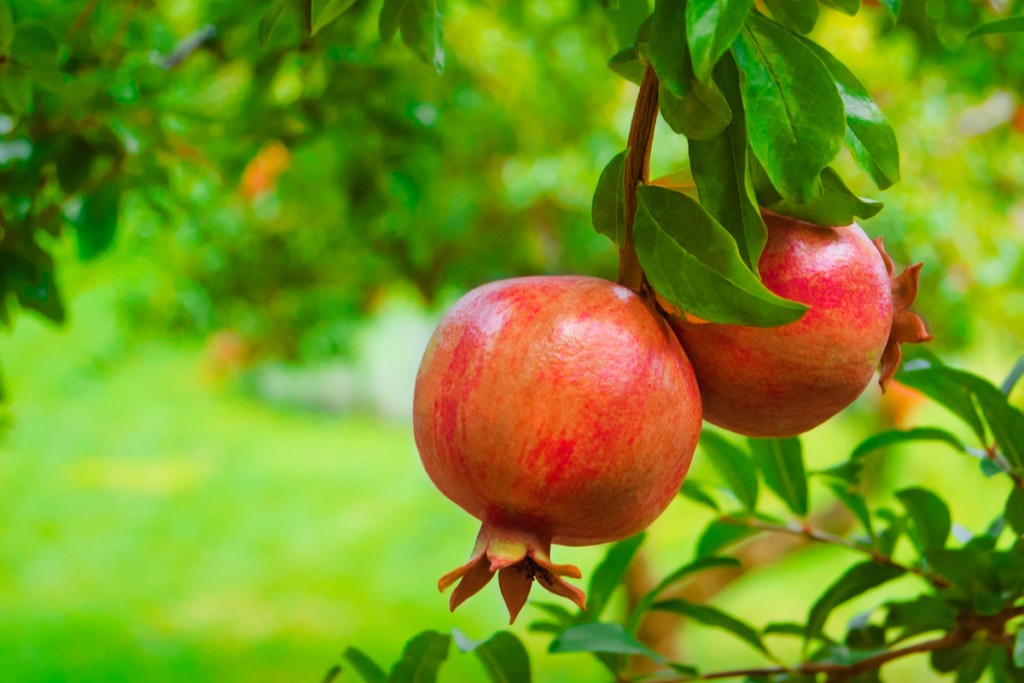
[0,273,1013,682]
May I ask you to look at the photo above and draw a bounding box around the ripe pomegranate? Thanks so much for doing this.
[669,213,930,438]
[413,276,702,622]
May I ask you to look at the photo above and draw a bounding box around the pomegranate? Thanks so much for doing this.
[413,276,701,622]
[670,213,930,438]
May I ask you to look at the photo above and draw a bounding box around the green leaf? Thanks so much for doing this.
[748,437,808,517]
[733,13,845,202]
[968,17,1024,38]
[696,519,755,557]
[807,562,905,639]
[957,374,1024,473]
[801,40,900,189]
[453,630,532,683]
[1,66,32,114]
[689,53,767,270]
[530,602,576,627]
[651,599,768,654]
[549,623,664,662]
[1005,488,1024,536]
[850,427,966,461]
[398,0,444,72]
[898,358,988,444]
[896,488,951,552]
[879,0,900,18]
[607,46,646,85]
[629,555,742,630]
[686,0,755,82]
[13,261,65,324]
[759,167,883,226]
[819,0,860,16]
[762,0,818,35]
[678,479,721,510]
[0,1,12,52]
[649,0,732,139]
[259,0,289,47]
[884,595,957,641]
[11,22,58,68]
[586,533,646,621]
[75,183,122,260]
[311,0,358,35]
[380,0,408,43]
[827,482,873,538]
[591,150,629,247]
[388,631,451,683]
[700,431,758,511]
[343,647,387,683]
[633,185,807,326]
[1014,629,1024,667]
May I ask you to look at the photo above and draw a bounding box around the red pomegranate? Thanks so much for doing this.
[670,213,930,438]
[413,276,702,622]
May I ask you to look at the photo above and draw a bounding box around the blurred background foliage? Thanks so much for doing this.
[1,0,1023,681]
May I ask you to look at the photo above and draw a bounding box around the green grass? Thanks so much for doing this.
[0,276,1014,682]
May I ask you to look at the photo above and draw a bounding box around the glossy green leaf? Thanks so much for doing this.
[678,479,721,510]
[956,373,1024,472]
[686,0,755,81]
[898,358,987,443]
[748,437,808,517]
[628,556,741,629]
[1005,488,1024,536]
[760,167,883,226]
[733,13,845,202]
[0,1,12,52]
[968,17,1024,38]
[1014,629,1024,667]
[849,427,966,461]
[700,431,758,511]
[75,182,122,260]
[689,54,766,270]
[896,488,951,552]
[633,185,807,326]
[762,0,818,35]
[649,0,731,139]
[1,66,32,114]
[549,623,664,662]
[388,631,451,683]
[827,482,873,538]
[607,46,646,85]
[819,0,860,16]
[586,533,646,621]
[397,0,444,73]
[344,647,387,683]
[652,599,768,654]
[802,40,900,189]
[259,0,289,47]
[591,150,628,247]
[696,519,755,557]
[807,562,905,639]
[311,0,358,35]
[379,0,408,43]
[453,630,532,683]
[11,22,58,68]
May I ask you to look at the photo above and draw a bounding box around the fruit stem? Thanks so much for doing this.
[619,65,659,295]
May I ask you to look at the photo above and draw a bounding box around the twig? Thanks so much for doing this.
[67,0,101,39]
[619,65,659,293]
[719,515,951,589]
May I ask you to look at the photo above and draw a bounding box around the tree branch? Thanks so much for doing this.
[619,65,659,293]
[719,515,951,590]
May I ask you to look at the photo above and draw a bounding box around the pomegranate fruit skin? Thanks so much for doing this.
[414,275,702,619]
[670,214,894,438]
